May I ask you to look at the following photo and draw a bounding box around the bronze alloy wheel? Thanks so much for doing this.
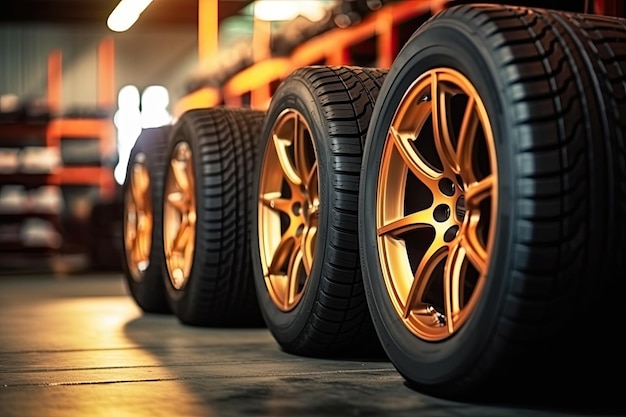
[121,126,170,314]
[258,109,319,312]
[164,141,196,291]
[377,68,497,341]
[124,152,153,281]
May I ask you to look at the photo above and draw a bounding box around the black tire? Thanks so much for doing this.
[251,65,387,357]
[122,125,171,314]
[162,107,265,327]
[359,5,626,399]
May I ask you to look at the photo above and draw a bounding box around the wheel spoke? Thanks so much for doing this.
[378,209,432,238]
[456,96,478,177]
[431,75,460,174]
[272,134,302,186]
[294,115,312,185]
[286,241,304,308]
[171,158,191,194]
[459,221,487,274]
[404,245,447,319]
[389,126,441,184]
[459,175,493,273]
[130,165,149,211]
[464,175,493,210]
[169,252,187,288]
[125,202,137,248]
[265,232,303,310]
[133,242,149,267]
[305,161,318,202]
[126,177,152,275]
[166,191,188,214]
[125,227,136,253]
[136,236,150,266]
[267,234,296,276]
[305,162,320,223]
[443,241,465,334]
[135,214,150,256]
[260,192,292,215]
[127,223,139,261]
[172,220,191,253]
[302,225,317,275]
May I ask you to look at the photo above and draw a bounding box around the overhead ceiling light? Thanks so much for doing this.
[107,0,154,32]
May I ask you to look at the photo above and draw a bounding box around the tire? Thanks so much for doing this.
[358,4,626,399]
[251,65,387,357]
[122,125,171,314]
[162,107,266,327]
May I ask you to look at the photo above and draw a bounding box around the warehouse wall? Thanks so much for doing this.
[0,24,198,113]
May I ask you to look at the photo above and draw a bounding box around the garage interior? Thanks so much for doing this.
[1,1,625,416]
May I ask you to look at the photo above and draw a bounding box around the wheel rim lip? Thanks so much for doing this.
[258,108,320,312]
[376,67,498,341]
[124,152,152,282]
[164,141,196,290]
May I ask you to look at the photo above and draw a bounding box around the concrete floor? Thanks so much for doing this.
[0,272,623,417]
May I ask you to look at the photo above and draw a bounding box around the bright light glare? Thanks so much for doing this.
[141,85,171,129]
[114,85,172,185]
[114,85,142,185]
[117,85,141,110]
[107,0,154,32]
[254,0,334,22]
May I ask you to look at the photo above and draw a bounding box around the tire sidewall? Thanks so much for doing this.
[361,21,515,384]
[251,76,331,346]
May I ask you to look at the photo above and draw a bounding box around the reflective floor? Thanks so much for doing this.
[0,273,623,417]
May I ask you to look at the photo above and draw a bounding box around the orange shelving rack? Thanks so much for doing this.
[46,37,117,201]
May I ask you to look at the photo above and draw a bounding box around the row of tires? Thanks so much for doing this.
[122,4,626,400]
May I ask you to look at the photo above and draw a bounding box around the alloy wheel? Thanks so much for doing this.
[376,68,497,341]
[164,141,196,290]
[258,109,320,311]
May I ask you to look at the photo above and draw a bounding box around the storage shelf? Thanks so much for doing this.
[0,211,60,219]
[0,243,59,252]
[47,117,116,199]
[0,114,116,269]
[0,173,56,184]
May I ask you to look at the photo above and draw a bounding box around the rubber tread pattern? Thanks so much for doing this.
[295,66,387,355]
[456,5,626,356]
[166,107,265,327]
[256,65,387,356]
[363,4,626,399]
[469,3,623,391]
